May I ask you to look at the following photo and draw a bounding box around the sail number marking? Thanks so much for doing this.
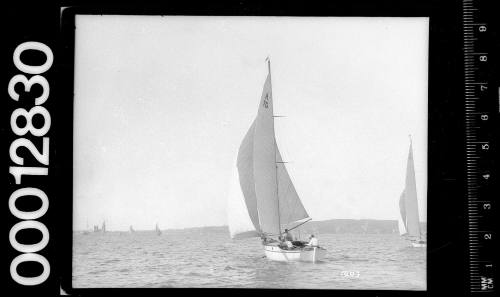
[7,42,53,286]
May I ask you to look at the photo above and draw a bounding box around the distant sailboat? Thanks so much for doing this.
[102,220,106,233]
[398,136,426,247]
[155,223,161,236]
[227,58,326,262]
[129,225,135,233]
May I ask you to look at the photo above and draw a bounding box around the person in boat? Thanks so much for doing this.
[283,229,294,241]
[307,234,319,247]
[279,229,296,250]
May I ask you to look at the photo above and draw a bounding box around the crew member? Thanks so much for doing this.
[307,234,319,247]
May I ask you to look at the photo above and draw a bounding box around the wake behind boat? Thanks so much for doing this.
[398,136,426,247]
[227,58,326,262]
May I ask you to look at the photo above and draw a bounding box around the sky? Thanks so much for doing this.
[73,15,428,231]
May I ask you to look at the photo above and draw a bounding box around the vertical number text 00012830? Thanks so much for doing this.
[7,41,53,286]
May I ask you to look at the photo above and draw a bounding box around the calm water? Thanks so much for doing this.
[73,229,426,290]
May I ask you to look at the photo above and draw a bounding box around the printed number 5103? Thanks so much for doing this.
[341,271,360,278]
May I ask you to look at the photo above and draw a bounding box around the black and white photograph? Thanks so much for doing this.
[6,1,499,296]
[71,15,429,290]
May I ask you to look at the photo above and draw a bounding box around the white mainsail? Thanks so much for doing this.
[399,139,421,238]
[253,69,280,235]
[228,59,310,239]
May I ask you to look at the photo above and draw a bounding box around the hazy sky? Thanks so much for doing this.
[73,15,428,231]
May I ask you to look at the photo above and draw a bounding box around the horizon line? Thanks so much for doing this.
[75,218,427,232]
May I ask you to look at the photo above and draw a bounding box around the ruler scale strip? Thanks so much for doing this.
[463,0,495,293]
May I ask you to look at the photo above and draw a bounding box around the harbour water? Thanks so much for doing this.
[73,228,426,290]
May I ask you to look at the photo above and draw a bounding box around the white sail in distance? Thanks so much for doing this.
[399,138,421,238]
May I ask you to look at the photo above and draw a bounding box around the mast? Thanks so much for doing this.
[267,57,281,236]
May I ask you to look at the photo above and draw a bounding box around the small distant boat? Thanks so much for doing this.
[398,136,426,247]
[155,223,161,236]
[129,225,135,233]
[92,220,106,233]
[228,58,326,262]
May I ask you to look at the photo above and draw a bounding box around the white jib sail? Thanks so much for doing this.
[276,147,310,228]
[227,163,259,239]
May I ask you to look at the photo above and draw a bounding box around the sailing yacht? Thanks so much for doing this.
[228,58,326,262]
[398,136,426,247]
[155,223,161,236]
[129,225,135,233]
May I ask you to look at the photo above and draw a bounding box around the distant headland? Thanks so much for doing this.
[76,218,426,234]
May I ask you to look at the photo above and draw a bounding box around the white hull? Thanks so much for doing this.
[264,244,326,262]
[411,241,426,248]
